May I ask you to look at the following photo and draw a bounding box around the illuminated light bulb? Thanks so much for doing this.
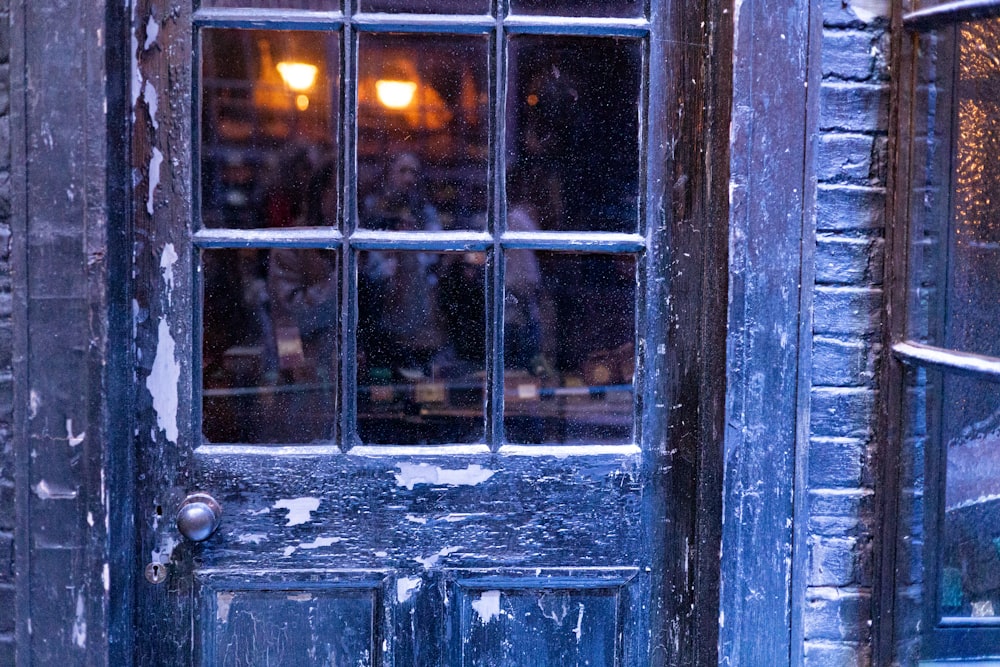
[376,80,418,109]
[276,62,318,92]
[296,94,310,111]
[527,93,539,107]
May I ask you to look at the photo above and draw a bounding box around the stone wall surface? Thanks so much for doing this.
[804,0,890,665]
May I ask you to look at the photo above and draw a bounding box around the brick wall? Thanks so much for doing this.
[804,0,890,664]
[0,1,12,664]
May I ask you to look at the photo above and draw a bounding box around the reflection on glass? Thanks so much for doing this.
[510,0,642,18]
[361,0,489,15]
[357,34,488,232]
[936,372,1000,619]
[507,36,640,233]
[504,252,635,444]
[908,20,1000,357]
[202,248,339,444]
[201,29,340,228]
[357,251,486,444]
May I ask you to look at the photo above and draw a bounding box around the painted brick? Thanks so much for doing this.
[810,388,875,439]
[816,133,875,184]
[813,286,882,337]
[803,590,872,642]
[804,640,872,666]
[812,337,877,387]
[816,185,885,232]
[816,235,883,286]
[809,437,870,488]
[820,83,889,133]
[809,535,872,587]
[809,490,875,536]
[822,30,879,81]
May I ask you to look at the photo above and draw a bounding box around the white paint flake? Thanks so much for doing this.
[151,535,178,565]
[159,243,178,303]
[415,546,461,569]
[130,2,140,114]
[146,147,163,215]
[33,480,77,500]
[273,497,320,526]
[471,590,502,624]
[72,592,86,648]
[573,603,584,642]
[144,81,158,129]
[103,564,110,592]
[287,592,312,602]
[217,592,235,624]
[146,317,179,443]
[143,15,159,50]
[283,535,344,556]
[396,576,421,604]
[87,512,94,527]
[29,390,40,419]
[405,514,428,524]
[393,463,496,490]
[374,551,388,558]
[235,533,267,545]
[66,419,85,447]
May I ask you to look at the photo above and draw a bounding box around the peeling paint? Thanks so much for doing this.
[394,463,496,490]
[415,545,461,569]
[217,592,235,624]
[144,80,158,129]
[283,535,343,556]
[235,533,267,544]
[573,603,584,642]
[146,147,163,215]
[287,592,313,602]
[160,243,178,303]
[471,590,502,624]
[146,317,179,443]
[29,390,40,419]
[66,418,85,447]
[151,535,178,565]
[274,497,320,526]
[144,15,159,50]
[396,576,421,604]
[103,564,110,592]
[72,592,86,648]
[33,480,77,500]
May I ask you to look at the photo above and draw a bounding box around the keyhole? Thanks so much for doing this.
[145,561,168,584]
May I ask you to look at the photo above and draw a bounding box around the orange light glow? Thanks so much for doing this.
[376,79,418,109]
[276,62,318,92]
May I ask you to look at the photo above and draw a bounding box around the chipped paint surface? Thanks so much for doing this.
[217,592,235,624]
[66,418,85,447]
[273,497,320,526]
[282,536,343,557]
[143,80,158,129]
[146,317,179,443]
[471,590,502,624]
[393,463,496,490]
[235,533,267,544]
[415,545,461,569]
[146,147,163,215]
[396,576,421,604]
[143,15,159,50]
[159,243,178,302]
[72,592,86,648]
[33,480,77,500]
[29,390,40,419]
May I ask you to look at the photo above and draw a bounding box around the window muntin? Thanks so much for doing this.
[196,8,648,449]
[894,6,1000,662]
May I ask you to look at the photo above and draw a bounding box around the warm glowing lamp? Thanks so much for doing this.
[376,79,418,109]
[276,62,318,92]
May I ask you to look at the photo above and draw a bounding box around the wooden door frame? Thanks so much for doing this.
[9,0,814,665]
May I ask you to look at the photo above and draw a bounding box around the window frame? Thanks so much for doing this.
[881,0,1000,661]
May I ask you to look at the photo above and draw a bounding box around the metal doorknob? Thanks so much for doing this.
[176,493,222,542]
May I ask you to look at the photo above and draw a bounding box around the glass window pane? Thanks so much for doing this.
[201,29,340,229]
[908,19,1000,358]
[509,0,642,18]
[935,371,1000,620]
[357,250,486,444]
[507,36,641,233]
[202,248,339,444]
[357,34,489,232]
[360,0,489,15]
[200,0,340,7]
[504,252,635,445]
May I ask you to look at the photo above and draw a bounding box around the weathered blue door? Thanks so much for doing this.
[131,0,694,664]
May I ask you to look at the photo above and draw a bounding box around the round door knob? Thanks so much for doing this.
[176,493,222,542]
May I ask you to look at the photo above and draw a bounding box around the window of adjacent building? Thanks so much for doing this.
[890,2,1000,662]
